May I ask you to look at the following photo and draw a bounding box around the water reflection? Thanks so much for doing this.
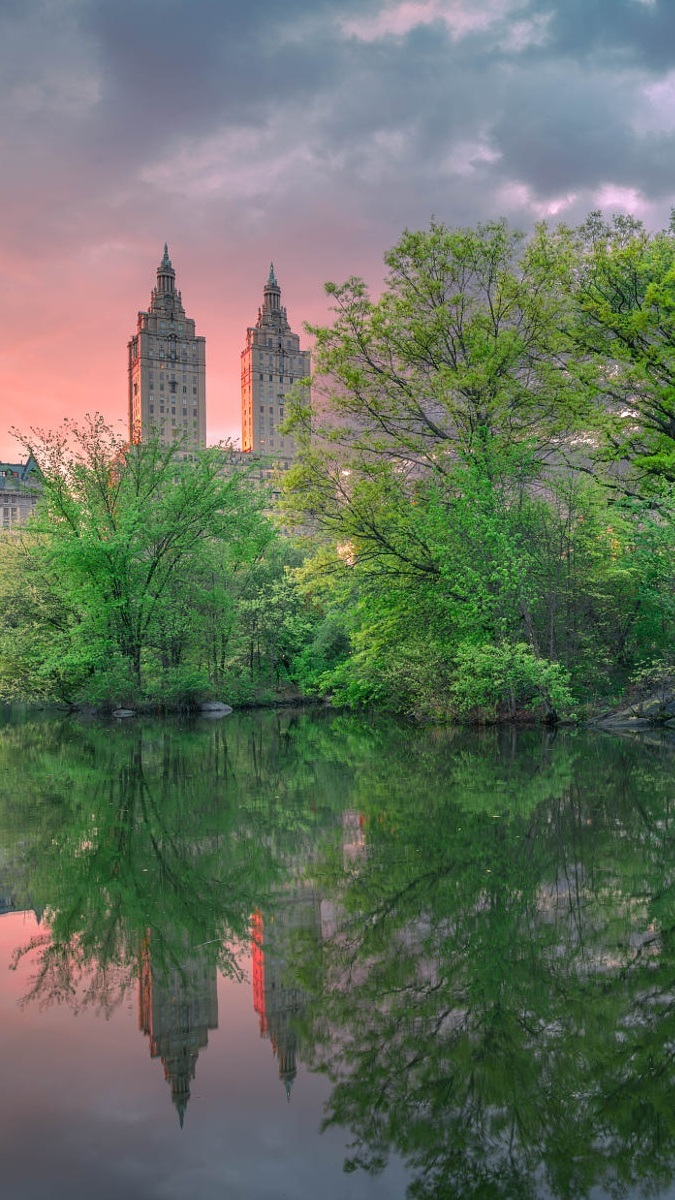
[139,932,219,1125]
[295,726,675,1200]
[0,712,674,1198]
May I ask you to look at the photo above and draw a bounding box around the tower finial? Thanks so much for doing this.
[161,243,172,268]
[268,262,278,287]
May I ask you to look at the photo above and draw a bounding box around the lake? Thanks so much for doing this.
[1,707,674,1199]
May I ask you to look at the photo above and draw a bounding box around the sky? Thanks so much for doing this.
[3,0,675,460]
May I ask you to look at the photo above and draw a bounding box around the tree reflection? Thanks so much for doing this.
[290,729,675,1200]
[0,711,342,1120]
[7,722,272,1009]
[2,709,351,997]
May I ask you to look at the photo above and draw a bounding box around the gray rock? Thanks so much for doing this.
[596,716,644,730]
[596,688,675,729]
[199,701,233,717]
[637,697,666,717]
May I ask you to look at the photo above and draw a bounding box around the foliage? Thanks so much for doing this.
[281,217,675,716]
[288,218,579,471]
[448,640,575,720]
[574,210,675,487]
[1,417,274,706]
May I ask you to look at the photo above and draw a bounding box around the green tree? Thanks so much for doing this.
[284,221,580,570]
[282,221,585,714]
[282,217,675,713]
[5,416,271,704]
[290,219,578,474]
[574,210,675,487]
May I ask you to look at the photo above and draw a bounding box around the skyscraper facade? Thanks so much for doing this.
[241,265,310,457]
[127,246,206,452]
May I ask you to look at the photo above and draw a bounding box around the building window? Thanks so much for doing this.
[149,405,154,414]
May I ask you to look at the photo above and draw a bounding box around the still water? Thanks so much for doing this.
[1,708,675,1200]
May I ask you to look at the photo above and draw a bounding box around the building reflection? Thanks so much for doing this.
[139,932,218,1126]
[0,795,370,1121]
[251,885,320,1101]
[251,810,366,1099]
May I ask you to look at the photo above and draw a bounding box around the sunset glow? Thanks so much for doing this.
[2,0,675,459]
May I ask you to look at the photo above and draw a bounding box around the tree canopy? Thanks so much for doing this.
[281,216,675,716]
[1,418,273,705]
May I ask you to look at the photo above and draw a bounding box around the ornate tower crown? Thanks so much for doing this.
[156,243,176,296]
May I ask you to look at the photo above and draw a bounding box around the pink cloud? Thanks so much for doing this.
[341,0,525,43]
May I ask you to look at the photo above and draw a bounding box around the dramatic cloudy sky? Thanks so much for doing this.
[3,0,675,458]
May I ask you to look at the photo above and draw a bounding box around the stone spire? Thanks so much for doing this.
[259,261,288,329]
[156,243,176,296]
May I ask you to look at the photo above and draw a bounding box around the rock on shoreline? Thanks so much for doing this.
[198,701,233,718]
[590,688,675,734]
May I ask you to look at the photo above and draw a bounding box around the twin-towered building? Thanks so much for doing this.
[127,247,310,457]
